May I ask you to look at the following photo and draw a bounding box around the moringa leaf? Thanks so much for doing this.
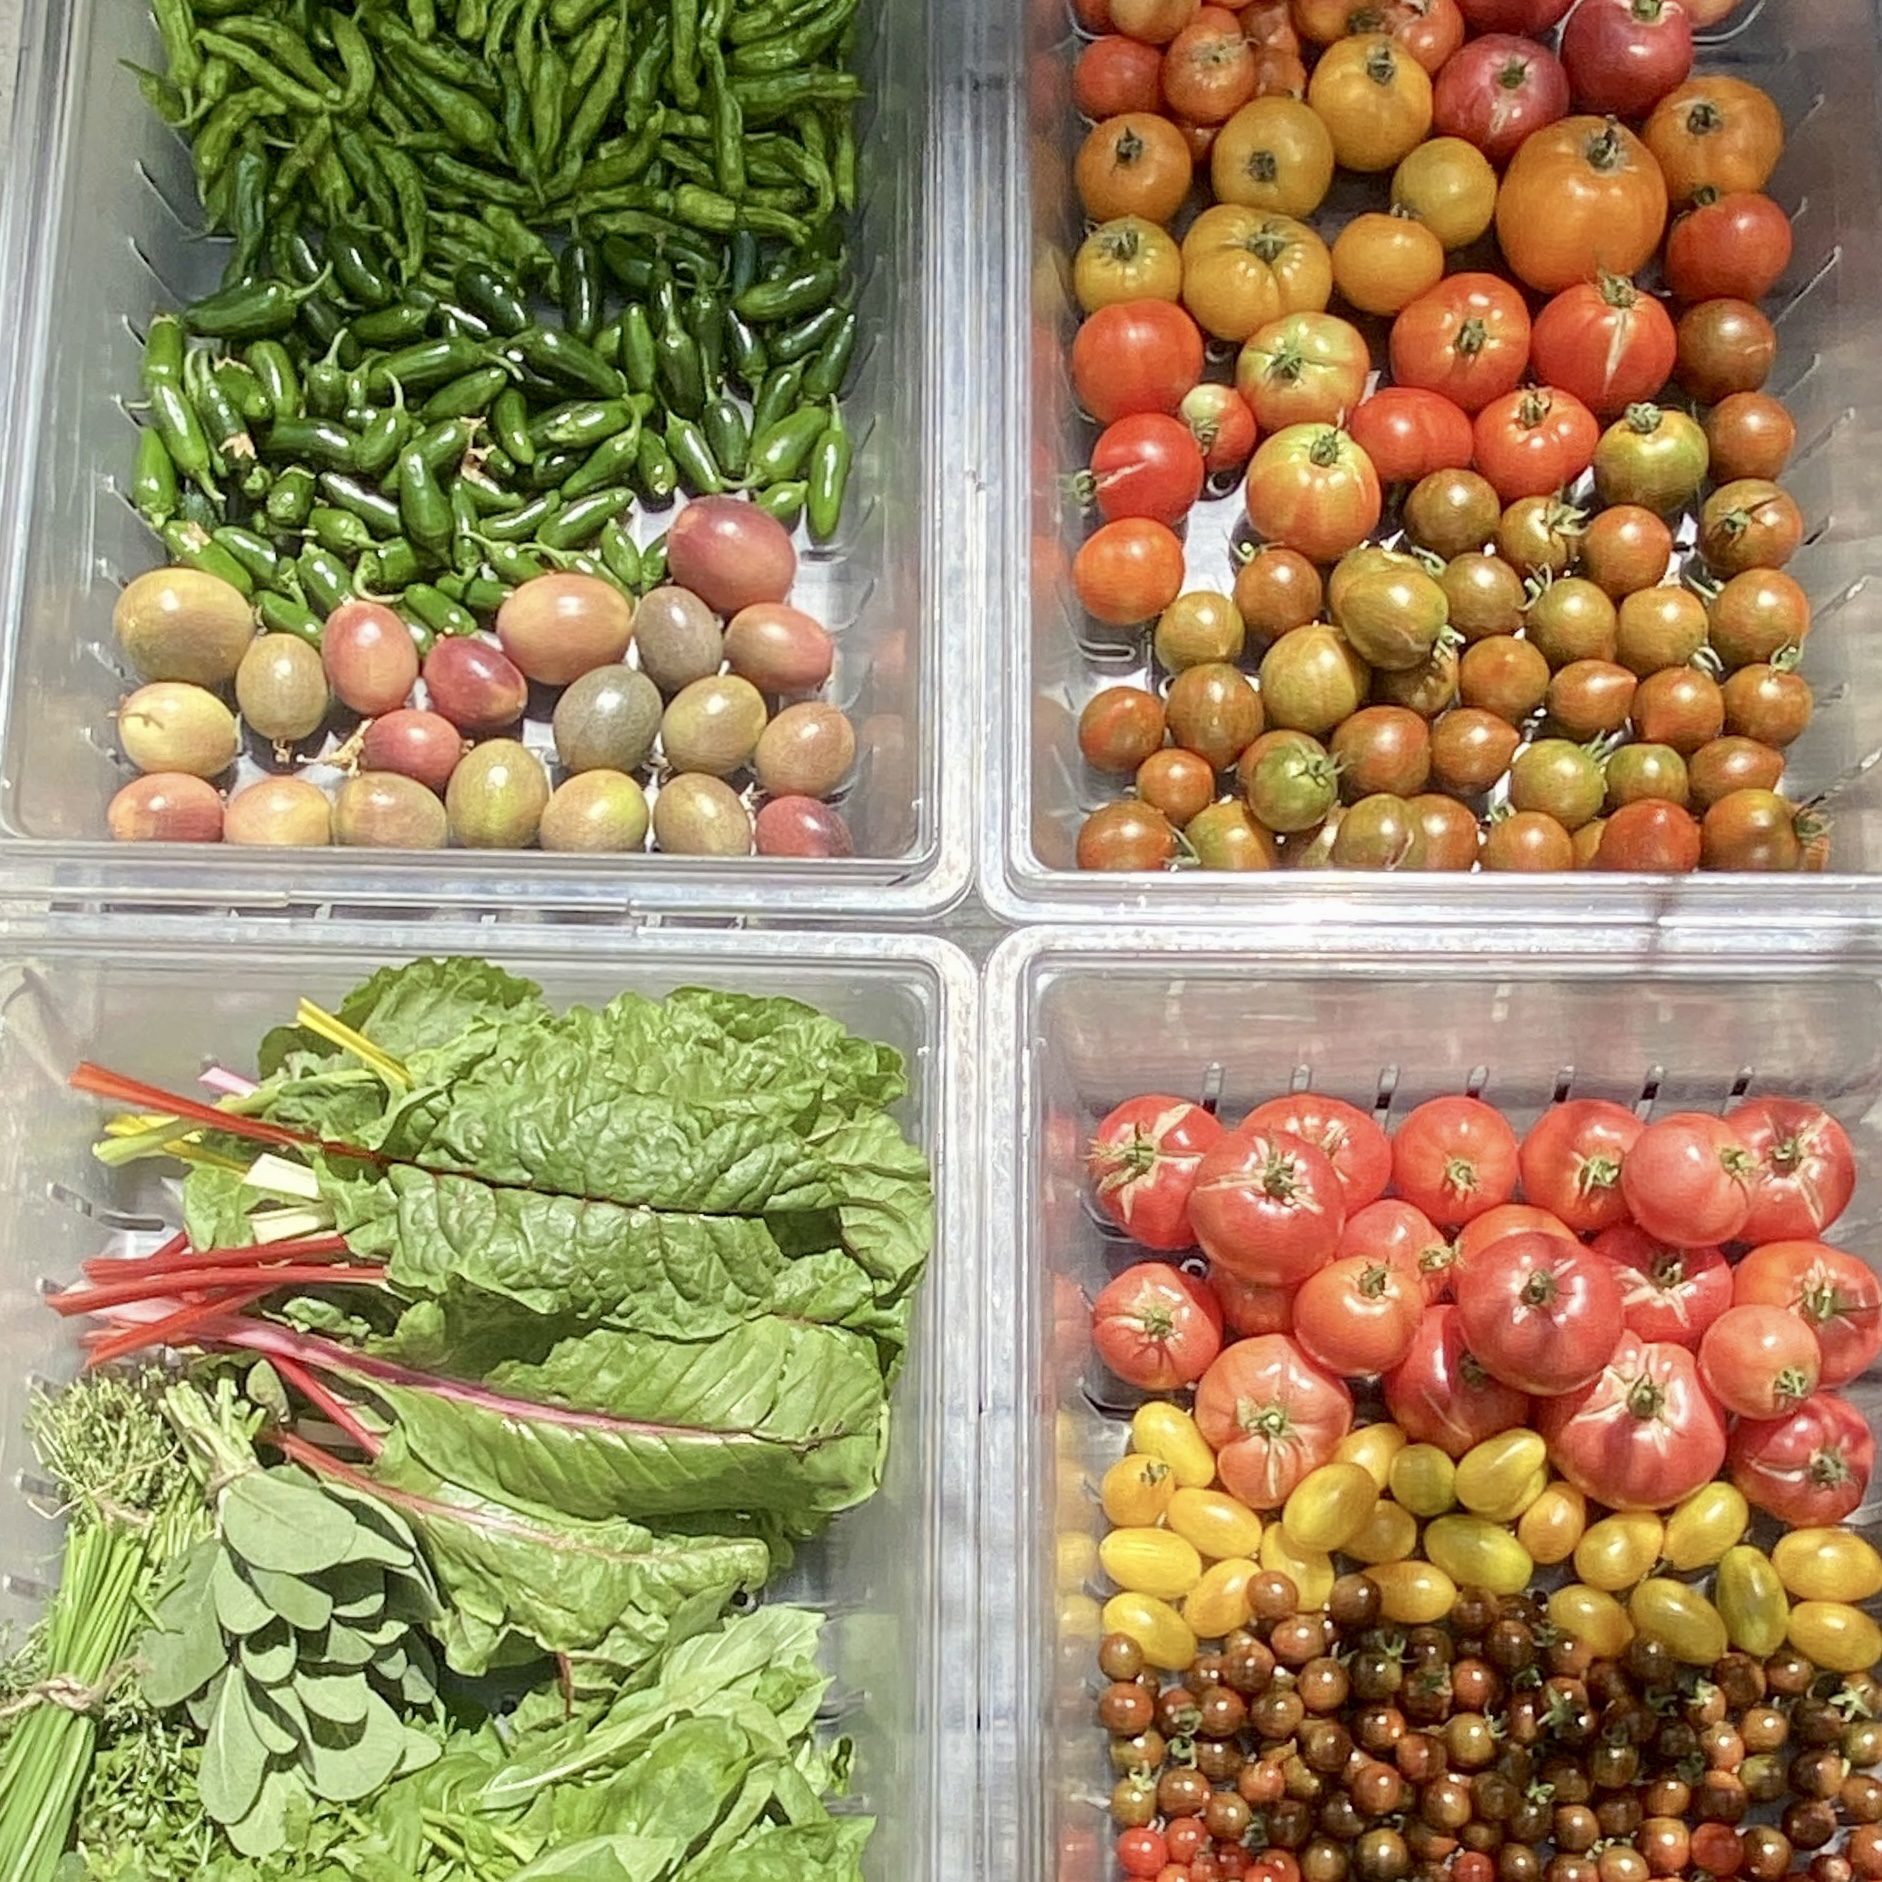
[247,1563,334,1633]
[238,1621,298,1686]
[198,1669,269,1827]
[222,1472,356,1575]
[212,1547,274,1637]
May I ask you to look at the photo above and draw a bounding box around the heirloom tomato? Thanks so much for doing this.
[1383,1303,1533,1457]
[1213,1272,1300,1337]
[1455,0,1571,26]
[1180,383,1261,478]
[1307,33,1434,172]
[1093,1262,1227,1389]
[1196,1333,1354,1507]
[1729,1392,1874,1526]
[1245,425,1382,563]
[1331,213,1445,316]
[1727,1097,1856,1240]
[1182,207,1333,342]
[1074,37,1165,121]
[1076,112,1195,223]
[1163,16,1260,123]
[1519,1099,1644,1233]
[1732,1240,1882,1387]
[1072,300,1206,423]
[1212,95,1337,216]
[1235,313,1371,432]
[1088,414,1207,528]
[1496,116,1668,294]
[1665,192,1793,304]
[1075,217,1184,314]
[1473,386,1601,503]
[1389,275,1532,415]
[1528,275,1678,419]
[1619,1110,1755,1244]
[1294,1254,1424,1374]
[1074,519,1186,625]
[1643,76,1784,202]
[1698,1303,1821,1419]
[1459,1233,1626,1395]
[1592,1222,1731,1348]
[1391,1094,1520,1225]
[1338,1197,1453,1299]
[1242,1092,1392,1209]
[1348,389,1475,485]
[1559,0,1695,120]
[1432,34,1569,167]
[1089,1094,1227,1248]
[1390,136,1499,249]
[1190,1127,1348,1284]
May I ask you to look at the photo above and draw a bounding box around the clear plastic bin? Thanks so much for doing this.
[0,914,979,1878]
[979,924,1882,1876]
[0,4,977,920]
[980,0,1882,925]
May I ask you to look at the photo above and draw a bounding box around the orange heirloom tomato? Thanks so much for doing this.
[1387,0,1466,73]
[1246,424,1384,563]
[1391,136,1498,249]
[1389,273,1532,414]
[1644,76,1784,203]
[1074,217,1185,312]
[1495,116,1668,294]
[1473,386,1601,504]
[1163,17,1260,123]
[1111,0,1203,41]
[1182,207,1333,342]
[1076,112,1196,224]
[1074,518,1188,625]
[1212,96,1337,215]
[1332,212,1445,316]
[1236,312,1372,430]
[1307,34,1434,173]
[1291,0,1366,40]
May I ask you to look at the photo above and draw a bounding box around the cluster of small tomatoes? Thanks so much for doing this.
[1082,1085,1882,1878]
[1061,0,1818,874]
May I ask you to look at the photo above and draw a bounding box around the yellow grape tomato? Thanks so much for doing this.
[1058,1530,1101,1592]
[1337,1422,1409,1489]
[1283,1463,1379,1553]
[1788,1601,1882,1674]
[1167,1487,1264,1561]
[1455,1431,1548,1518]
[1423,1515,1535,1597]
[1518,1482,1587,1566]
[1366,1559,1459,1626]
[1344,1498,1419,1566]
[1630,1578,1729,1666]
[1184,1557,1259,1639]
[1773,1528,1882,1603]
[1099,1527,1204,1601]
[1715,1545,1790,1657]
[1574,1513,1665,1592]
[1389,1443,1457,1518]
[1131,1402,1217,1489]
[1102,1590,1199,1670]
[1662,1482,1749,1572]
[1261,1525,1336,1611]
[1548,1584,1635,1659]
[1101,1453,1179,1528]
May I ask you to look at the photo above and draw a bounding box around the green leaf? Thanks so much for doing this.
[298,1670,369,1727]
[326,1563,388,1620]
[504,1834,682,1881]
[239,1622,298,1686]
[212,1550,275,1637]
[685,1817,872,1881]
[307,1620,376,1669]
[246,1679,302,1755]
[198,1670,270,1826]
[141,1544,229,1709]
[247,1564,333,1633]
[222,1473,357,1575]
[299,1689,407,1803]
[223,1766,301,1859]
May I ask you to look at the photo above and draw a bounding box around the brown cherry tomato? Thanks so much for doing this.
[1548,660,1637,739]
[1481,810,1574,871]
[1374,639,1462,718]
[1706,567,1811,665]
[1605,741,1690,809]
[1700,788,1815,872]
[1526,578,1618,668]
[1699,479,1804,576]
[1442,552,1527,641]
[1572,818,1606,868]
[1688,736,1785,808]
[1167,661,1265,769]
[1705,393,1796,483]
[1156,589,1248,670]
[1332,791,1428,868]
[1633,666,1725,752]
[1332,705,1433,798]
[1404,468,1503,558]
[1597,798,1702,873]
[1078,798,1180,870]
[1190,797,1284,867]
[1581,506,1673,599]
[1497,497,1586,582]
[1430,706,1521,794]
[1235,545,1325,646]
[1410,792,1481,871]
[1137,746,1218,824]
[1676,299,1778,405]
[1079,684,1168,773]
[1460,635,1550,722]
[1721,662,1813,747]
[1616,586,1708,675]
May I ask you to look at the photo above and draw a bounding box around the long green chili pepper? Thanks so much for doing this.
[244,340,301,418]
[751,479,804,528]
[149,381,218,496]
[163,521,255,593]
[599,517,642,589]
[620,304,657,395]
[141,314,185,392]
[508,325,624,398]
[532,398,636,448]
[749,404,826,484]
[702,392,750,481]
[211,525,285,586]
[258,589,325,642]
[806,399,849,543]
[265,465,318,528]
[329,11,376,113]
[751,362,804,438]
[664,414,723,496]
[670,0,701,108]
[194,30,332,112]
[318,472,405,536]
[561,423,642,499]
[131,427,180,525]
[635,429,678,502]
[558,238,603,342]
[397,444,453,550]
[804,309,859,400]
[185,267,331,341]
[266,416,359,469]
[538,485,630,550]
[653,305,705,419]
[490,387,537,466]
[378,144,432,281]
[213,359,271,425]
[405,581,480,636]
[478,492,560,540]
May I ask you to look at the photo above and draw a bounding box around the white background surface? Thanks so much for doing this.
[1,0,18,168]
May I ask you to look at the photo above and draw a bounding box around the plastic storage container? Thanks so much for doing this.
[979,923,1882,1876]
[981,0,1882,926]
[0,914,979,1878]
[0,4,977,920]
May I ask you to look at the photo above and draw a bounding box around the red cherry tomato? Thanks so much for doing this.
[1591,1222,1731,1348]
[1190,1128,1349,1285]
[1389,274,1533,415]
[1537,1330,1729,1510]
[1181,382,1261,478]
[1091,1261,1227,1389]
[1698,1302,1821,1419]
[1073,300,1207,423]
[1619,1110,1755,1245]
[1338,1197,1453,1301]
[1732,1240,1882,1387]
[1089,1094,1227,1249]
[1088,413,1208,527]
[1473,385,1600,503]
[1729,1391,1874,1526]
[1431,34,1570,166]
[1458,1232,1626,1395]
[1074,518,1188,625]
[1559,0,1695,120]
[1665,193,1794,304]
[1518,1098,1645,1234]
[1383,1302,1533,1457]
[1725,1096,1856,1241]
[1168,1820,1210,1865]
[1241,1093,1392,1210]
[1348,388,1476,484]
[1121,1829,1174,1879]
[1293,1253,1425,1375]
[1528,275,1678,419]
[1195,1333,1354,1508]
[1389,1095,1520,1227]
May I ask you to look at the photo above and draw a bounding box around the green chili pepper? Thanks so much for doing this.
[265,465,318,529]
[654,306,706,420]
[599,235,655,293]
[150,381,218,496]
[594,517,640,589]
[664,415,723,496]
[751,479,804,528]
[750,362,804,439]
[487,387,535,469]
[392,57,504,147]
[303,357,350,421]
[305,505,375,554]
[537,485,629,550]
[213,359,271,425]
[591,315,625,368]
[482,540,546,584]
[266,416,359,469]
[152,0,203,89]
[185,268,330,341]
[460,471,524,514]
[806,400,850,543]
[478,492,561,541]
[702,393,750,482]
[533,398,637,449]
[453,261,530,335]
[257,589,325,642]
[671,0,701,107]
[561,422,643,499]
[691,287,726,389]
[421,365,512,421]
[769,299,847,365]
[318,472,405,536]
[141,314,185,392]
[620,304,658,396]
[749,404,827,485]
[369,336,489,395]
[639,531,669,588]
[296,544,354,613]
[404,580,480,637]
[322,227,395,308]
[298,292,358,361]
[558,238,603,342]
[210,524,283,586]
[803,309,858,400]
[132,427,180,526]
[354,403,416,479]
[353,302,437,348]
[527,449,583,492]
[177,486,221,532]
[389,418,480,490]
[724,308,769,389]
[507,325,625,399]
[244,340,301,418]
[635,429,678,503]
[356,537,425,593]
[163,521,254,594]
[397,444,453,550]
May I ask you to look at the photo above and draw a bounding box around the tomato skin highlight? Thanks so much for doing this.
[1090,1094,1227,1249]
[1591,1223,1731,1348]
[1073,300,1208,424]
[1389,1094,1520,1226]
[1729,1391,1874,1526]
[1092,1261,1227,1389]
[1348,389,1475,485]
[1726,1097,1856,1241]
[1190,1126,1349,1285]
[1383,1302,1532,1457]
[1732,1239,1882,1387]
[1241,1093,1391,1210]
[1619,1110,1755,1245]
[1519,1098,1644,1234]
[1460,1232,1626,1395]
[1195,1332,1354,1508]
[1698,1302,1821,1419]
[1537,1330,1729,1511]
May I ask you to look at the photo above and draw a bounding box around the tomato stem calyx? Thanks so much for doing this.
[1519,1267,1560,1308]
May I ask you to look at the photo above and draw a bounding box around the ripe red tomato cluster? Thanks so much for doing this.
[1088,1087,1876,1520]
[1063,0,1816,878]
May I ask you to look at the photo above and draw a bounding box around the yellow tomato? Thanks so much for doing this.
[1548,1584,1635,1659]
[1518,1483,1587,1566]
[1132,1401,1216,1489]
[1283,1463,1379,1553]
[1336,1422,1408,1490]
[1212,96,1337,217]
[1261,1524,1336,1611]
[1074,217,1185,314]
[1366,1559,1458,1626]
[1100,1527,1204,1601]
[1391,137,1499,250]
[1185,1557,1260,1639]
[1344,1498,1419,1566]
[1331,212,1445,317]
[1102,1590,1198,1671]
[1181,207,1333,344]
[1307,35,1434,174]
[1389,1443,1456,1518]
[1716,1545,1790,1657]
[1574,1513,1664,1592]
[1168,1487,1264,1561]
[1788,1601,1882,1675]
[1455,1431,1549,1520]
[1059,1530,1101,1592]
[1663,1482,1749,1572]
[1630,1578,1729,1665]
[1101,1453,1179,1528]
[1423,1515,1535,1597]
[1773,1528,1882,1603]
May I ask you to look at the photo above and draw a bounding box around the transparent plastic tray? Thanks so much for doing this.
[980,0,1882,926]
[978,923,1882,1875]
[0,913,979,1879]
[0,4,978,920]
